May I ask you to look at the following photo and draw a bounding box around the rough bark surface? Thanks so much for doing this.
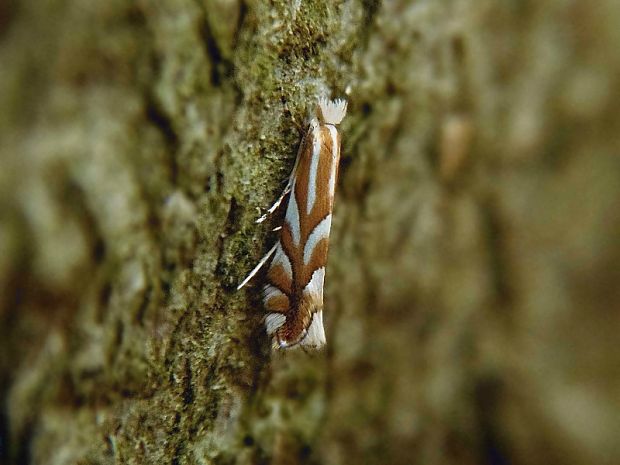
[1,1,619,464]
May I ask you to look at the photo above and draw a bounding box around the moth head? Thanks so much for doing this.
[317,97,348,125]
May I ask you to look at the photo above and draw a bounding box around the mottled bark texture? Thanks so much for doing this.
[1,0,619,464]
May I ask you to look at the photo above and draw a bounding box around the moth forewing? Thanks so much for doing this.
[240,98,347,350]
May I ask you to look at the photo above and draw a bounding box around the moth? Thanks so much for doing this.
[238,97,348,349]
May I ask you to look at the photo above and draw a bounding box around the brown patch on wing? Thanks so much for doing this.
[279,222,300,290]
[333,131,342,194]
[265,293,290,313]
[292,129,314,227]
[300,237,330,287]
[305,127,338,236]
[267,263,293,296]
[279,222,296,257]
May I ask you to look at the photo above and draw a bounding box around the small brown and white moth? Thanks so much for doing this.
[238,97,348,349]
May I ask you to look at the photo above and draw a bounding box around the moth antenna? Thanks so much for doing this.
[237,243,278,290]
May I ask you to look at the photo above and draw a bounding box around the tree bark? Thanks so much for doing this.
[1,1,619,464]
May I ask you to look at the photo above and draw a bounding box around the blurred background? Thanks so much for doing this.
[1,1,619,464]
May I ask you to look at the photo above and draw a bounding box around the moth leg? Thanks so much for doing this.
[256,181,292,224]
[256,144,303,223]
[256,106,310,224]
[236,243,278,290]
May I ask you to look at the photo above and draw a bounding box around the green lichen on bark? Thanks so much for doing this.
[1,1,619,464]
